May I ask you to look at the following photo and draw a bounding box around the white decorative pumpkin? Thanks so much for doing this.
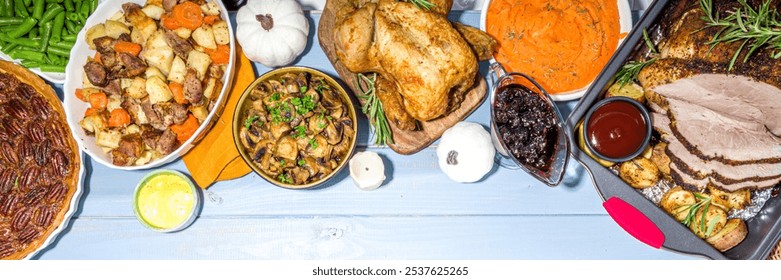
[437,122,496,183]
[236,0,309,67]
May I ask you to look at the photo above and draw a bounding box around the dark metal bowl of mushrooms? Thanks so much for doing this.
[233,67,358,189]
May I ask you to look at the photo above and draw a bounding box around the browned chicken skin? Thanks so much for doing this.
[333,0,493,126]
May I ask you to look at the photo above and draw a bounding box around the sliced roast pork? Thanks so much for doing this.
[653,112,781,191]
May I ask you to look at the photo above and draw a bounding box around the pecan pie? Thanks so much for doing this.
[0,60,81,260]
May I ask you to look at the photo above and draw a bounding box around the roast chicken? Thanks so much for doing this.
[331,0,496,130]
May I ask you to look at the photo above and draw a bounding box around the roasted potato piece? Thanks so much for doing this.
[689,204,727,239]
[660,186,696,213]
[187,50,212,79]
[80,114,107,133]
[706,219,748,252]
[606,82,645,103]
[145,76,174,104]
[202,78,217,99]
[168,56,187,84]
[201,2,220,15]
[126,77,148,99]
[85,24,107,49]
[212,21,230,45]
[142,5,166,20]
[107,95,123,112]
[708,185,751,210]
[96,129,122,149]
[130,27,145,44]
[190,105,209,123]
[144,31,175,75]
[173,27,192,39]
[650,142,671,176]
[619,157,660,189]
[145,66,166,80]
[104,20,130,39]
[192,25,217,50]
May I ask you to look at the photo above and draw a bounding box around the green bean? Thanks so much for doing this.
[78,0,88,19]
[64,18,76,33]
[32,0,43,19]
[11,50,46,62]
[40,4,64,23]
[27,27,38,39]
[0,34,40,48]
[2,42,18,53]
[39,21,52,51]
[61,32,75,41]
[0,40,6,49]
[39,64,64,72]
[2,0,13,17]
[0,17,24,25]
[20,60,40,68]
[22,0,30,6]
[0,25,17,33]
[46,45,68,57]
[46,52,61,65]
[63,0,71,11]
[50,39,72,49]
[45,0,63,3]
[65,11,77,22]
[8,17,36,38]
[14,0,28,17]
[51,11,64,42]
[88,0,95,13]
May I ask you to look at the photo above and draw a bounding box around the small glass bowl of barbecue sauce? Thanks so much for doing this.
[488,63,570,186]
[583,97,652,162]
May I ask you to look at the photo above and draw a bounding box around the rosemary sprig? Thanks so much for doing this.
[614,29,659,86]
[676,193,717,238]
[355,73,394,146]
[403,0,435,10]
[699,0,781,70]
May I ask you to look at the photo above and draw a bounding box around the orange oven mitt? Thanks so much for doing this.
[184,47,255,189]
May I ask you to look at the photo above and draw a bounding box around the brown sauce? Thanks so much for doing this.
[494,85,558,171]
[586,100,647,159]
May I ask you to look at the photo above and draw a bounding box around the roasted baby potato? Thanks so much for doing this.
[708,185,751,210]
[706,219,748,252]
[85,24,107,49]
[660,186,695,213]
[619,157,660,189]
[650,142,671,177]
[104,20,130,39]
[606,82,645,103]
[689,204,728,239]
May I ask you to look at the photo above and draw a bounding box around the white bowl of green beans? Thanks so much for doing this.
[0,0,100,84]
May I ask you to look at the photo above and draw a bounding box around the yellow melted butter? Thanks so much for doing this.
[137,174,195,230]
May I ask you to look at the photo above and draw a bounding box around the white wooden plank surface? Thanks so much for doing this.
[28,2,697,260]
[35,216,692,260]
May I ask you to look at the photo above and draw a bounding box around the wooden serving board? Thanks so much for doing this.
[317,0,488,155]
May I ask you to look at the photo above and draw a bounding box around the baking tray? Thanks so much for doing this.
[565,0,781,260]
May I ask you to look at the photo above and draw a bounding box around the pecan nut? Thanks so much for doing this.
[46,182,67,202]
[23,188,45,205]
[16,226,39,244]
[0,242,14,259]
[17,84,35,100]
[1,141,19,166]
[29,96,51,120]
[2,120,24,139]
[28,122,45,144]
[0,193,19,216]
[51,149,71,177]
[46,122,67,148]
[34,140,50,166]
[0,169,15,194]
[19,165,40,192]
[35,206,56,227]
[11,207,32,231]
[16,136,34,162]
[5,99,29,120]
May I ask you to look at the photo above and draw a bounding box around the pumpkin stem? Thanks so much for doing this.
[447,151,458,165]
[256,14,274,31]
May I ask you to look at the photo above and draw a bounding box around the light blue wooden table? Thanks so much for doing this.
[34,1,695,260]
